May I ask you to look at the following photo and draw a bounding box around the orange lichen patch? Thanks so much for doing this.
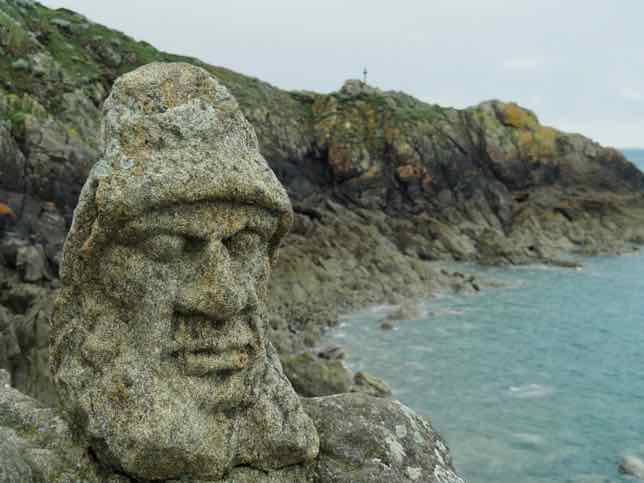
[81,238,93,257]
[500,103,538,129]
[536,126,557,149]
[396,164,427,180]
[518,130,534,148]
[516,125,558,160]
[384,125,401,144]
[328,144,358,177]
[364,166,382,178]
[0,202,16,219]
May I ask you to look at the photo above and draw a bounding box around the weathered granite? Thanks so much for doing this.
[304,394,465,483]
[33,62,464,483]
[50,62,318,481]
[0,381,465,482]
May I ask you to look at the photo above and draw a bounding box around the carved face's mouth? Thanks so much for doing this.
[167,312,260,378]
[170,344,254,377]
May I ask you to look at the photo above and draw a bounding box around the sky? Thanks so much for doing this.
[40,0,644,148]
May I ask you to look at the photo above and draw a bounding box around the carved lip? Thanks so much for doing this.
[168,343,254,377]
[168,313,258,376]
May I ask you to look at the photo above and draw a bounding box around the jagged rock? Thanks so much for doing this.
[340,79,382,97]
[31,202,66,268]
[0,383,121,482]
[283,352,353,397]
[304,394,465,483]
[9,288,56,405]
[318,345,345,360]
[0,124,27,196]
[50,17,72,32]
[0,383,465,482]
[10,58,29,71]
[50,62,319,481]
[0,280,58,405]
[0,369,10,386]
[0,428,34,483]
[352,371,393,398]
[0,234,27,269]
[388,301,424,321]
[0,282,45,314]
[0,307,20,374]
[15,244,47,282]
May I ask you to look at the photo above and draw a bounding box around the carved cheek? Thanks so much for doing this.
[98,245,176,306]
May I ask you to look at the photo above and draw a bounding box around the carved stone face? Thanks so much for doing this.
[97,202,276,411]
[50,62,318,481]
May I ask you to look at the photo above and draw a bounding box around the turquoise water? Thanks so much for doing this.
[332,152,644,482]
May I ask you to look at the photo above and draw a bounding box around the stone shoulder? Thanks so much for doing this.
[0,376,464,483]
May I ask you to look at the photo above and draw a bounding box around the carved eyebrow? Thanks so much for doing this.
[119,204,279,241]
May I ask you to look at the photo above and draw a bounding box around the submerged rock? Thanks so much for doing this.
[619,455,644,479]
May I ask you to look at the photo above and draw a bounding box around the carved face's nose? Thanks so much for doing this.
[174,238,257,321]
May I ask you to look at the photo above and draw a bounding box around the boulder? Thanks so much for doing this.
[0,383,465,482]
[352,371,393,398]
[283,352,353,397]
[619,455,644,479]
[304,394,465,483]
[0,369,9,386]
[15,244,48,282]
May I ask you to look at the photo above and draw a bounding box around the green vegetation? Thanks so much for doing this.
[0,0,570,180]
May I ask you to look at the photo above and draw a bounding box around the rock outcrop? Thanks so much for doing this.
[50,62,319,481]
[0,2,643,479]
[0,377,464,482]
[11,61,462,483]
[619,455,644,480]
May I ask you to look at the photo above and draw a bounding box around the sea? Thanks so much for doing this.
[332,150,644,483]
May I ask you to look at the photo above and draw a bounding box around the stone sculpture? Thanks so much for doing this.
[40,62,465,483]
[50,62,319,481]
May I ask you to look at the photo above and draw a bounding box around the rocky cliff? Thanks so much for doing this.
[1,0,644,404]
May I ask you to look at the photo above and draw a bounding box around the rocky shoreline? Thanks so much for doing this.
[1,1,644,480]
[2,0,644,405]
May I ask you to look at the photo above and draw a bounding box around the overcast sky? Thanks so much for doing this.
[41,0,644,148]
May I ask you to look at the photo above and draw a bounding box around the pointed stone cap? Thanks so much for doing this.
[61,62,293,284]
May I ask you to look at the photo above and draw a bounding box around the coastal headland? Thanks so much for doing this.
[0,1,643,480]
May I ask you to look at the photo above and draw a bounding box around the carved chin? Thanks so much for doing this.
[78,352,267,480]
[165,351,266,411]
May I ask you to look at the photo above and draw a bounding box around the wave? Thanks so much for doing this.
[507,384,555,399]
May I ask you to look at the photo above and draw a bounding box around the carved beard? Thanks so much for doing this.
[65,299,317,481]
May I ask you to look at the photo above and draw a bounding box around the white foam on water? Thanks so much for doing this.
[511,432,545,448]
[507,384,555,399]
[429,308,466,317]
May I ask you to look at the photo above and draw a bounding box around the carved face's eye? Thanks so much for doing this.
[137,234,186,263]
[182,236,207,254]
[222,230,263,257]
[135,234,207,262]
